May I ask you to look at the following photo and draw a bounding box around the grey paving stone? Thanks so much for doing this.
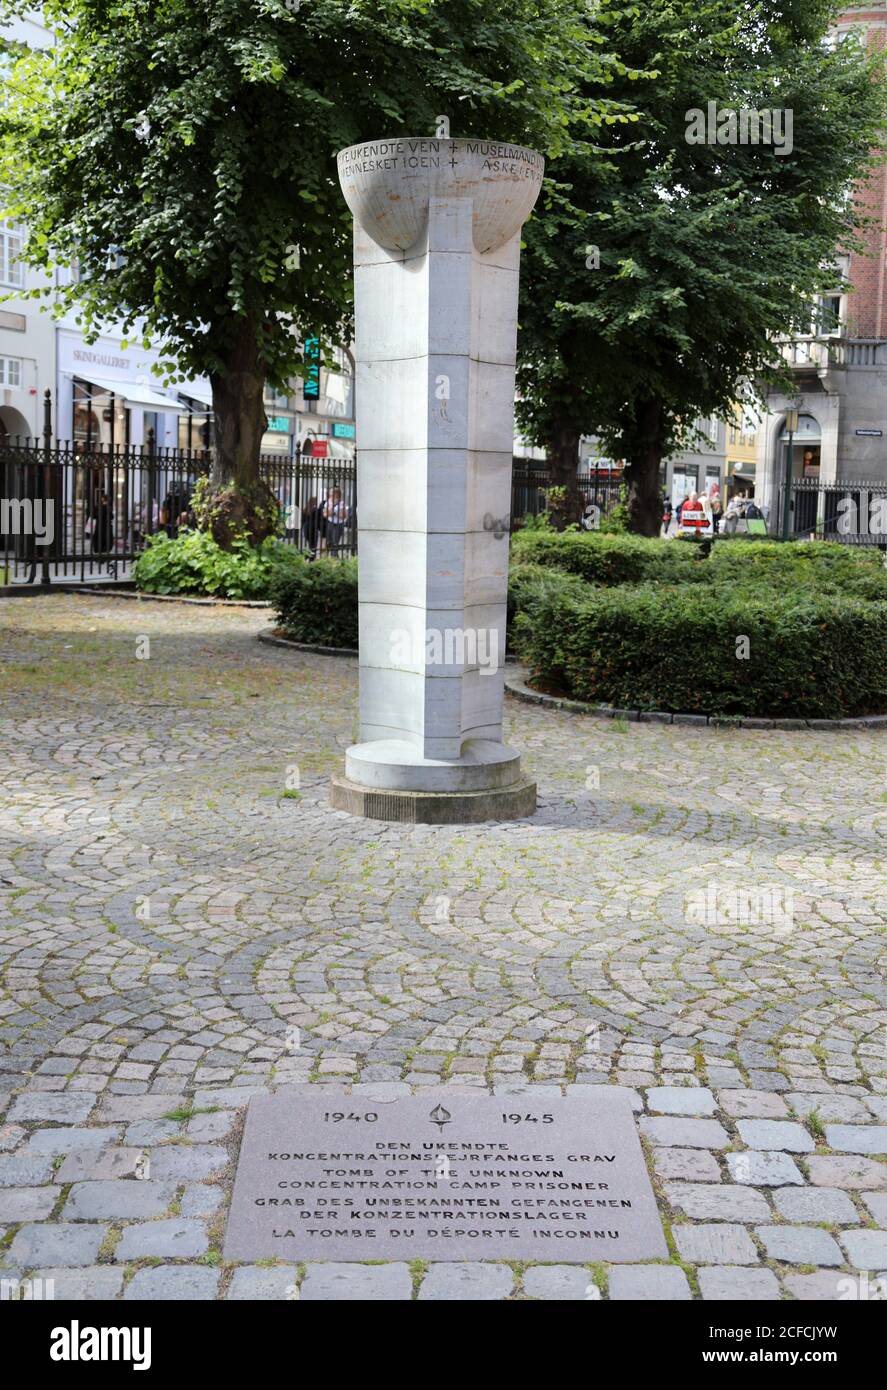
[717,1090,789,1119]
[861,1192,887,1225]
[807,1156,887,1189]
[645,1087,716,1116]
[97,1095,187,1122]
[840,1229,887,1269]
[639,1118,729,1149]
[825,1125,887,1156]
[705,1068,744,1088]
[608,1265,691,1301]
[673,1223,759,1265]
[180,1184,223,1218]
[783,1272,857,1301]
[746,1071,790,1092]
[522,1266,593,1300]
[756,1225,843,1267]
[186,1111,235,1141]
[665,1182,770,1222]
[32,1266,125,1300]
[787,1094,872,1124]
[115,1218,208,1260]
[726,1151,804,1186]
[301,1263,413,1301]
[64,1180,177,1220]
[55,1147,147,1183]
[193,1087,267,1109]
[124,1265,220,1300]
[227,1266,300,1300]
[146,1144,227,1180]
[24,1127,121,1155]
[8,1222,108,1267]
[0,1125,27,1152]
[698,1266,781,1301]
[773,1186,860,1224]
[8,1093,95,1123]
[123,1121,181,1145]
[0,1187,57,1222]
[417,1262,513,1301]
[0,1155,54,1186]
[736,1120,814,1153]
[652,1148,721,1182]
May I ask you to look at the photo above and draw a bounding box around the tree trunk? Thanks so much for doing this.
[624,399,665,538]
[544,421,583,529]
[202,317,277,548]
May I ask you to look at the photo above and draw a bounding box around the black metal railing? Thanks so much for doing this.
[511,463,624,523]
[777,477,887,546]
[1,438,358,586]
[4,441,628,588]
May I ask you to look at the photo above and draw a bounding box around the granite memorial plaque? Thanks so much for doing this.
[224,1088,667,1263]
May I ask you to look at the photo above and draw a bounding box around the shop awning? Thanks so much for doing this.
[66,372,185,412]
[178,384,213,409]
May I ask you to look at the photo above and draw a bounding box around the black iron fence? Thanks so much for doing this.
[1,439,357,586]
[777,477,887,546]
[511,464,624,523]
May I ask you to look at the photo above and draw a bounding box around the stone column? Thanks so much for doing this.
[331,137,543,823]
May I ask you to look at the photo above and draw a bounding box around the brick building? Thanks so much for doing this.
[758,3,887,522]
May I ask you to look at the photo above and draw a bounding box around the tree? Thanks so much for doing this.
[1,0,606,543]
[517,0,887,534]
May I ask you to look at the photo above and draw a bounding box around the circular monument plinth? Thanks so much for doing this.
[329,775,537,825]
[330,738,536,824]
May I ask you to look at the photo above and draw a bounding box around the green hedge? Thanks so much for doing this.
[511,530,700,586]
[133,530,304,599]
[270,560,581,650]
[511,530,887,598]
[512,583,887,718]
[270,559,359,648]
[506,563,590,630]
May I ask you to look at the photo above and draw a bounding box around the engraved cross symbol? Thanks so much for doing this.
[448,157,458,169]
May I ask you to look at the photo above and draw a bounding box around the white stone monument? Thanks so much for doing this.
[331,136,543,823]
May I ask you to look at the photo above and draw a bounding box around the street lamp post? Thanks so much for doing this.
[781,409,799,542]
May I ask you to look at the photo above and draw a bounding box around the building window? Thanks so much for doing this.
[814,294,843,337]
[0,222,25,288]
[0,355,22,386]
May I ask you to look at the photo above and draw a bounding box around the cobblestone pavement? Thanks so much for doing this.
[1,593,886,1301]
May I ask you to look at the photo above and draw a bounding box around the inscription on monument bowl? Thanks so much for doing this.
[224,1088,667,1263]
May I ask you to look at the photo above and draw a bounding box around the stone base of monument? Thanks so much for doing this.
[329,776,536,824]
[330,738,536,822]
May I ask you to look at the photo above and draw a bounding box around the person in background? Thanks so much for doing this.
[301,496,321,558]
[160,485,191,538]
[709,482,723,534]
[323,486,349,557]
[662,496,673,534]
[677,490,698,530]
[89,490,114,554]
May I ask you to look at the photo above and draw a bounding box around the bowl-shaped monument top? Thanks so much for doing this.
[336,137,544,254]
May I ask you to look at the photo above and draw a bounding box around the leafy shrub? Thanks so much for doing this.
[511,530,701,586]
[512,530,887,598]
[708,539,887,597]
[133,530,304,599]
[269,560,588,651]
[512,583,887,718]
[506,563,589,631]
[270,559,359,648]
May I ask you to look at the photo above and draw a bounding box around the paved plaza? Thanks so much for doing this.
[1,592,886,1300]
